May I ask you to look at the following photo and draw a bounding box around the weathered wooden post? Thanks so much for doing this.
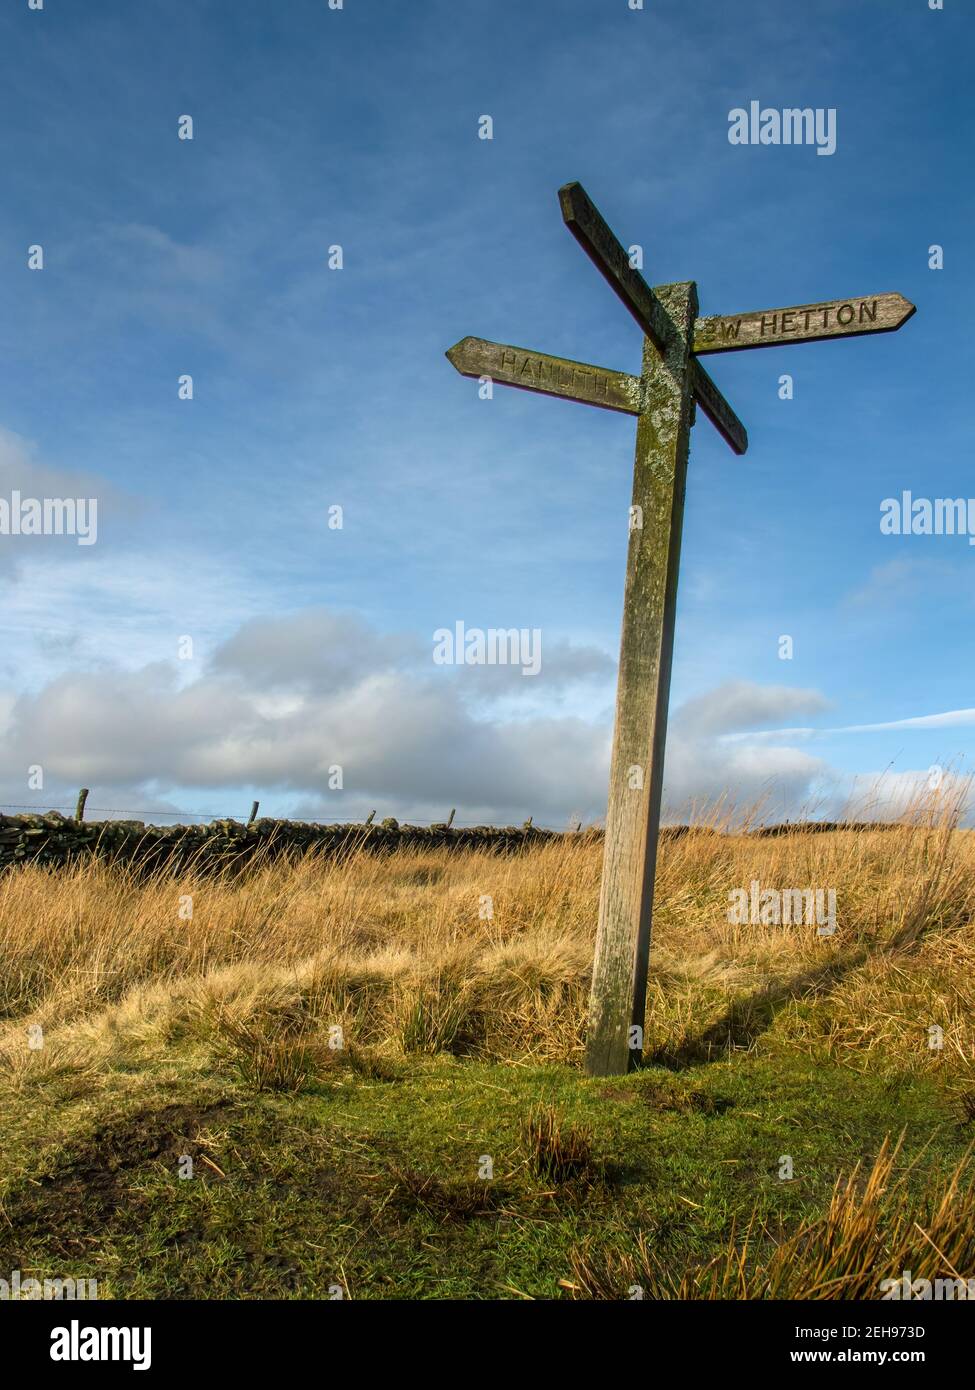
[248,800,259,825]
[446,181,914,1076]
[588,282,697,1075]
[75,788,89,822]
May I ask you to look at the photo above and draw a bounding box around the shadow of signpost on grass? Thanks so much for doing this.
[644,950,870,1070]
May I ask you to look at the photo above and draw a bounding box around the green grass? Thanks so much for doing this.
[1,1044,969,1300]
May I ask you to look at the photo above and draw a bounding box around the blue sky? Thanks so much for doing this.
[0,0,971,826]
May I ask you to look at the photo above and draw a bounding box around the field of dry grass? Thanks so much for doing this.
[2,812,974,1298]
[3,815,974,1082]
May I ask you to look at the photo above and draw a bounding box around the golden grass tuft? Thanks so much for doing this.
[208,1005,337,1093]
[569,1137,975,1299]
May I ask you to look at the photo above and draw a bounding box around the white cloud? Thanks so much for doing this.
[6,604,964,827]
[672,680,831,737]
[0,622,837,826]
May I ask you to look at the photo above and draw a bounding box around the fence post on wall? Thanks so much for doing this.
[75,788,89,822]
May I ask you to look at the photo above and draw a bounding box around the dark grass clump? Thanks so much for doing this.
[522,1103,595,1184]
[387,1166,504,1222]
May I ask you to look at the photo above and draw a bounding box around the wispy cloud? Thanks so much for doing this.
[723,708,975,744]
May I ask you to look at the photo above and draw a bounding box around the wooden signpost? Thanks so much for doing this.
[446,182,915,1077]
[694,292,915,354]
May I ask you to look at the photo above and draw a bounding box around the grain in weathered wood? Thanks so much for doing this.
[585,282,698,1077]
[559,180,676,361]
[694,292,915,354]
[691,358,748,456]
[446,336,642,414]
[558,181,746,456]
